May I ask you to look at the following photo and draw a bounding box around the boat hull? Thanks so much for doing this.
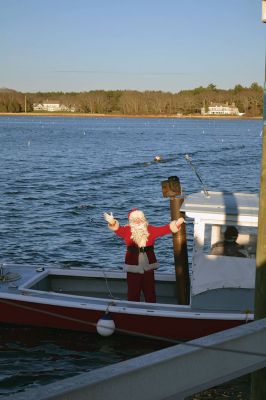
[0,297,246,340]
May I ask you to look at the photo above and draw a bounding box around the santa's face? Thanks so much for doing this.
[129,218,149,247]
[130,217,144,225]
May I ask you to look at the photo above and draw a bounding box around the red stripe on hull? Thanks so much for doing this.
[0,299,245,340]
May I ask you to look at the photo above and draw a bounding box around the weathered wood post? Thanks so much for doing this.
[161,176,190,304]
[251,3,266,398]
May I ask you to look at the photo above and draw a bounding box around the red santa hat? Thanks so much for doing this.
[128,208,146,222]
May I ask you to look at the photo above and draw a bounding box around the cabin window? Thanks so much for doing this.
[203,224,257,258]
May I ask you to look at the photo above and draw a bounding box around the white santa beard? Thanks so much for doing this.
[130,222,149,247]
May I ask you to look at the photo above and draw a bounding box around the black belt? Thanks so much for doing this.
[127,245,154,253]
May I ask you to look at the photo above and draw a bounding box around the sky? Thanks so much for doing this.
[0,0,265,93]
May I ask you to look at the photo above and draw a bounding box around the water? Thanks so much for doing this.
[0,116,262,396]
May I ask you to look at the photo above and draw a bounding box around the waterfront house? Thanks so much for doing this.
[33,100,76,112]
[201,102,244,116]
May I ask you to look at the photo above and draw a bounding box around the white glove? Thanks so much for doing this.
[176,217,184,227]
[103,212,115,225]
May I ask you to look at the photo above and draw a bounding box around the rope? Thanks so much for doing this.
[0,297,265,359]
[0,272,21,282]
[101,269,122,300]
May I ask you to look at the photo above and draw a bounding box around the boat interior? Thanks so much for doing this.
[21,263,254,313]
[22,268,179,305]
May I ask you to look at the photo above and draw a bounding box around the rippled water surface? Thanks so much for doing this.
[0,116,262,396]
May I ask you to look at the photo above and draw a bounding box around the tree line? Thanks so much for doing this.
[0,83,263,117]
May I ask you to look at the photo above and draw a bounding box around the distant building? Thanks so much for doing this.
[201,102,244,116]
[33,100,76,112]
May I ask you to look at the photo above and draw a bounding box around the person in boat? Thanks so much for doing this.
[211,226,248,257]
[103,208,184,303]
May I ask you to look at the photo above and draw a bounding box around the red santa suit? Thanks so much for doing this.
[106,209,182,303]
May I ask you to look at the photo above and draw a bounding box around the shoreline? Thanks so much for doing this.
[0,112,262,120]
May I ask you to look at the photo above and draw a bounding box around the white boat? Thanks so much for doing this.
[0,191,258,340]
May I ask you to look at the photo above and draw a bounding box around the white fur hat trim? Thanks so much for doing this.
[128,209,146,222]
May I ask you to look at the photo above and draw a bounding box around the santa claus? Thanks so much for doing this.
[103,209,184,303]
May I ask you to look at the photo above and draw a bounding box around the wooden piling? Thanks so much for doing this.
[251,6,266,397]
[161,176,190,305]
[251,101,266,400]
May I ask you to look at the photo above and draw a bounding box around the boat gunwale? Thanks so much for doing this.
[0,291,253,321]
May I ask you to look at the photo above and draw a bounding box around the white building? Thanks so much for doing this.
[201,102,244,116]
[33,100,76,112]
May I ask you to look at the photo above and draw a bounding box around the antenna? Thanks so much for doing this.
[184,154,210,197]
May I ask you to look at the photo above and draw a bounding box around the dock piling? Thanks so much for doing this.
[161,176,190,305]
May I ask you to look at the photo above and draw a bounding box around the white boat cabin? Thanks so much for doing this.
[181,191,258,312]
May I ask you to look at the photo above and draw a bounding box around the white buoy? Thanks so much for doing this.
[96,313,115,337]
[154,155,162,162]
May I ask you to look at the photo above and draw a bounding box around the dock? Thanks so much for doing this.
[7,318,266,400]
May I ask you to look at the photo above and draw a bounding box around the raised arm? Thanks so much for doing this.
[103,212,119,231]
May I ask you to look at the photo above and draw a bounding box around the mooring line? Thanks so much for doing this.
[0,297,265,359]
